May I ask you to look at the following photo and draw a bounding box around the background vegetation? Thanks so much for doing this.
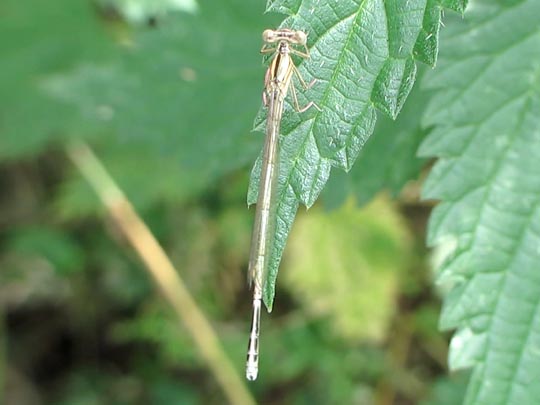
[2,0,539,404]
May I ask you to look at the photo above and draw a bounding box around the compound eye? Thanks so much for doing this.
[295,31,308,45]
[262,29,275,43]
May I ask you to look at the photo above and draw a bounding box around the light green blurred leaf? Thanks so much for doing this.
[419,1,540,403]
[285,196,411,342]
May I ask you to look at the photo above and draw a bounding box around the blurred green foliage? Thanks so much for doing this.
[420,2,540,403]
[0,0,468,404]
[286,197,411,343]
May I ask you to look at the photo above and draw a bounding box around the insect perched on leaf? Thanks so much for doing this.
[246,28,320,381]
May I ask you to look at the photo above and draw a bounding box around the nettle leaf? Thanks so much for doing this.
[249,0,466,310]
[323,67,431,209]
[419,1,540,403]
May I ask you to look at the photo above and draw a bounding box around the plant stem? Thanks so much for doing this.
[66,139,254,405]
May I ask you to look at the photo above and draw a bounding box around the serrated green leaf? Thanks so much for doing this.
[440,0,468,14]
[323,67,430,209]
[248,0,459,310]
[414,0,442,66]
[372,56,417,119]
[420,1,540,403]
[265,0,300,15]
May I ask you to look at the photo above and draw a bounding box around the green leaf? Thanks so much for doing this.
[323,67,430,209]
[249,0,464,310]
[419,1,540,403]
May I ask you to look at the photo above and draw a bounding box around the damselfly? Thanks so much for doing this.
[246,28,320,381]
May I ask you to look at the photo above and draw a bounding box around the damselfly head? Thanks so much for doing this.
[262,29,276,43]
[263,29,308,46]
